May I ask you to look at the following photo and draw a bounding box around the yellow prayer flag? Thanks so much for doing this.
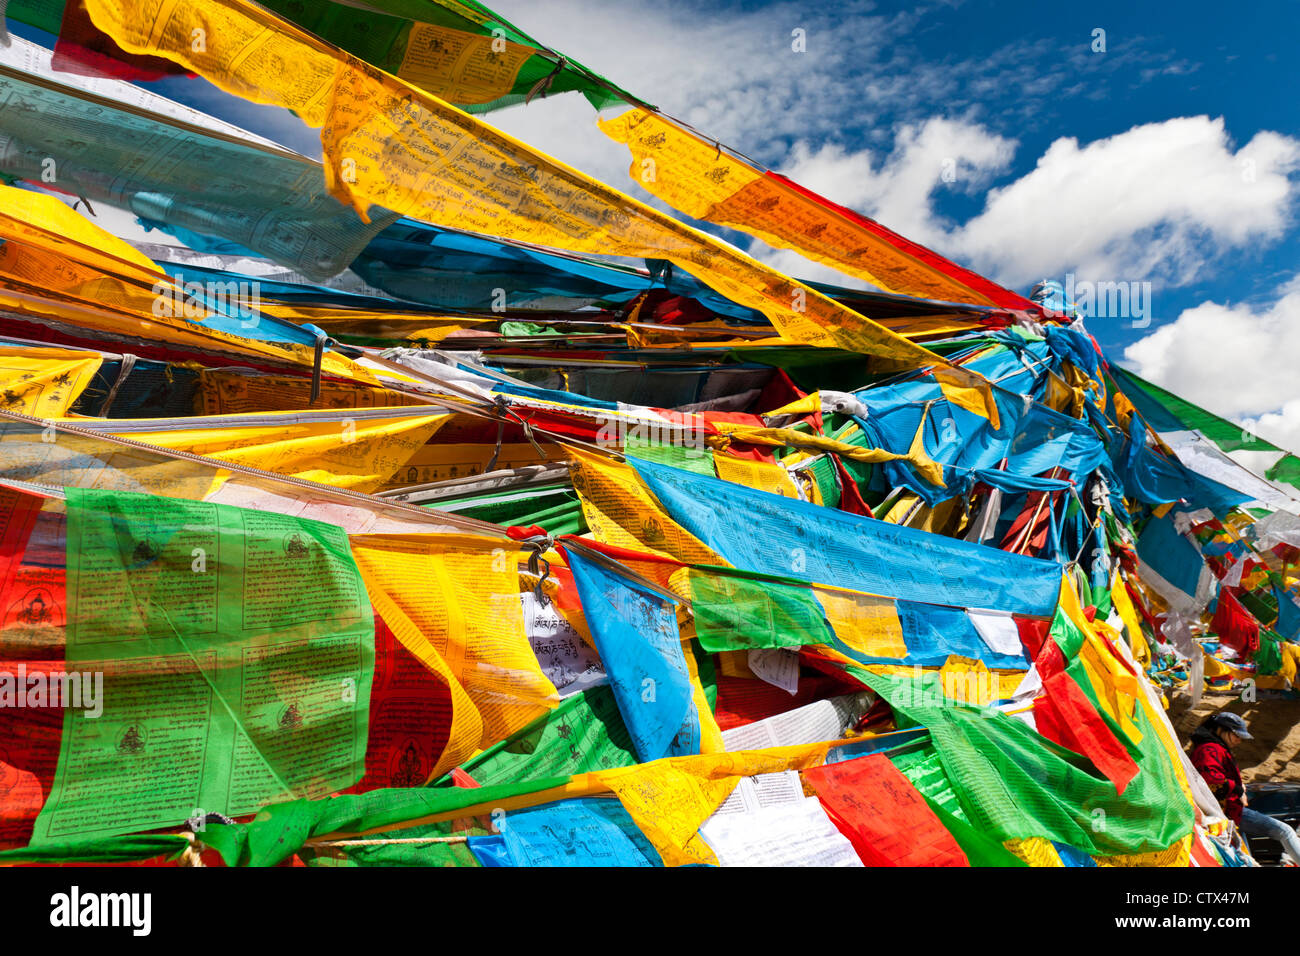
[762,393,822,418]
[711,418,946,488]
[82,0,1004,427]
[598,108,999,306]
[108,410,448,493]
[0,201,376,385]
[1094,834,1193,868]
[567,445,724,565]
[814,587,909,660]
[711,451,801,499]
[1004,837,1065,867]
[680,641,725,755]
[196,368,429,415]
[1058,579,1143,745]
[0,346,101,417]
[0,183,158,273]
[935,366,1002,430]
[1110,571,1151,668]
[592,742,832,866]
[352,534,559,758]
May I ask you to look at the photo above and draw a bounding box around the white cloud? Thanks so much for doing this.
[741,116,1017,285]
[482,3,1300,301]
[489,0,940,159]
[780,119,1017,247]
[753,249,879,290]
[727,117,1300,302]
[1123,274,1300,456]
[481,0,1138,188]
[1241,401,1300,456]
[486,0,1186,159]
[485,1,1025,278]
[483,0,949,200]
[952,118,1300,289]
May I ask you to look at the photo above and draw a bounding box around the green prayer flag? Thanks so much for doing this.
[687,567,834,652]
[203,776,567,866]
[921,794,1027,867]
[624,435,715,476]
[444,685,637,788]
[259,0,633,114]
[0,834,190,865]
[31,489,375,845]
[857,668,1193,856]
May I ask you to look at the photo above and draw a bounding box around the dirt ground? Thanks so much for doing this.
[1169,691,1300,784]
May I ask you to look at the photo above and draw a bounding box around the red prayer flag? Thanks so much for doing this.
[712,673,858,731]
[52,0,192,81]
[1211,586,1260,658]
[1032,641,1139,794]
[767,171,1036,311]
[1190,835,1222,867]
[803,754,970,866]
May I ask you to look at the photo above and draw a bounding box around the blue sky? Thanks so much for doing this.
[11,1,1300,447]
[911,0,1297,341]
[483,0,1300,452]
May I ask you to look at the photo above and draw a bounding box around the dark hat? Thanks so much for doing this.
[1210,712,1253,740]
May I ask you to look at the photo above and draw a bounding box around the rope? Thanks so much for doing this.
[310,835,471,848]
[485,396,510,473]
[309,329,330,406]
[525,57,567,104]
[518,533,554,603]
[96,352,137,417]
[177,831,205,867]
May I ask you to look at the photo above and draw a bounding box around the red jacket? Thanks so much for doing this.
[1191,730,1244,824]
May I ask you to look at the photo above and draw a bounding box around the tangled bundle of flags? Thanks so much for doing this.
[0,0,1297,868]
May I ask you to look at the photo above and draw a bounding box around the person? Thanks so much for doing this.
[1190,712,1300,866]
